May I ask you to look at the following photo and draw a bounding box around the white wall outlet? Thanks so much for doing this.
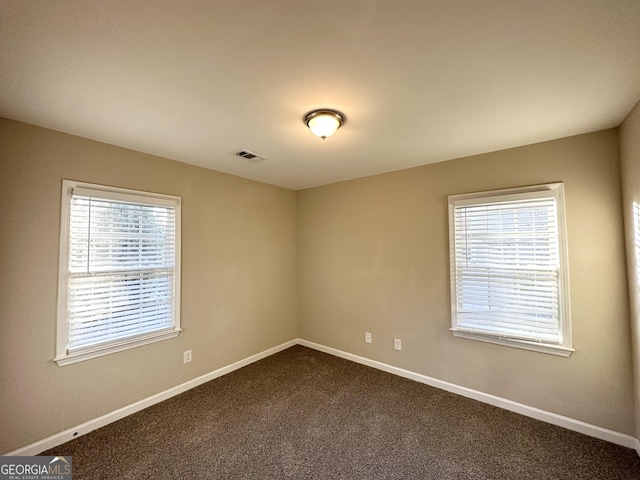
[183,350,192,364]
[394,339,402,351]
[365,332,372,344]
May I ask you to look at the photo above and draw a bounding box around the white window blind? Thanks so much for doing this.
[56,181,181,365]
[448,184,572,356]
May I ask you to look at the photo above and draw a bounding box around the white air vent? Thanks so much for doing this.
[234,149,266,162]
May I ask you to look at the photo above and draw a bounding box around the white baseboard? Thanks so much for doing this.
[7,337,639,456]
[5,339,297,456]
[298,339,640,452]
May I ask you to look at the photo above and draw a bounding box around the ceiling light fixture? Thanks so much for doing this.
[304,109,346,140]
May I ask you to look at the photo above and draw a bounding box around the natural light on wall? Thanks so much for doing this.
[634,202,640,286]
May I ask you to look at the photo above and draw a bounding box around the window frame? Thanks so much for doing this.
[448,183,573,357]
[55,180,182,366]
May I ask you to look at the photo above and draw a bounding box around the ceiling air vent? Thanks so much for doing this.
[234,149,266,162]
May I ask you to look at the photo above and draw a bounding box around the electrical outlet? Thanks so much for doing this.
[365,332,372,344]
[394,339,402,351]
[183,350,192,364]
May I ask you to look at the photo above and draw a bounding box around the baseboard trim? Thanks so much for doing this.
[7,337,639,456]
[298,339,639,451]
[5,339,297,456]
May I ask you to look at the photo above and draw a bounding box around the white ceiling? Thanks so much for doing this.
[1,1,640,190]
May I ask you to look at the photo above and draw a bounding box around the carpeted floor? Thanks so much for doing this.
[42,345,640,479]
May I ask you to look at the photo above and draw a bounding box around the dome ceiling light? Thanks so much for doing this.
[303,109,346,140]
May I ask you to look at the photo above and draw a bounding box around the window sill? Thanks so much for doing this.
[451,329,574,357]
[54,328,182,366]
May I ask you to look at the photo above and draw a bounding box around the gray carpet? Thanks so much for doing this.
[42,345,640,479]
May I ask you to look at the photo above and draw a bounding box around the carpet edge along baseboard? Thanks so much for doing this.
[5,338,640,457]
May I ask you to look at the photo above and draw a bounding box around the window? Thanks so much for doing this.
[55,180,181,365]
[448,183,572,356]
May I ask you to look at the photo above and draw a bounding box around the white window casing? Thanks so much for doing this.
[55,180,181,366]
[448,183,573,357]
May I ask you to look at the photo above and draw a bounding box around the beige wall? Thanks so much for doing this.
[620,100,640,440]
[298,129,635,434]
[1,118,636,453]
[0,118,298,454]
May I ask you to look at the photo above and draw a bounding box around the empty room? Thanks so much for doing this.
[2,1,640,478]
